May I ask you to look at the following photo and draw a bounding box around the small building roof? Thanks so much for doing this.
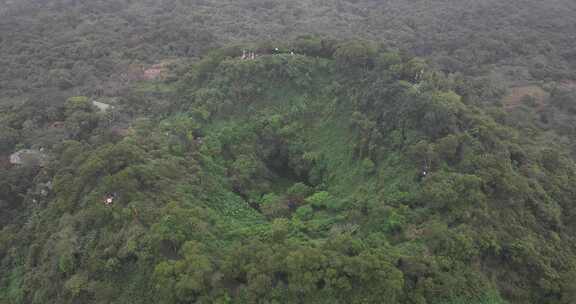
[92,100,112,112]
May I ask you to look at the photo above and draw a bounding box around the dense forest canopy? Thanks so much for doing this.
[1,0,576,98]
[1,0,576,304]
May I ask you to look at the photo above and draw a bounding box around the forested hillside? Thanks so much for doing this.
[1,0,576,98]
[1,1,576,304]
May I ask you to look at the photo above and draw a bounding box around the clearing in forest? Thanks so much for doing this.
[503,85,549,111]
[559,80,576,90]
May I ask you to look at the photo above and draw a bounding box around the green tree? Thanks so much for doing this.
[305,191,332,209]
[0,126,19,153]
[334,40,377,71]
[154,241,216,303]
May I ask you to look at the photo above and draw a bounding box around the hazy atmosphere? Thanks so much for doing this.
[1,0,576,303]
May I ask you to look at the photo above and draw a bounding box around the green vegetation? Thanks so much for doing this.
[1,37,576,303]
[1,0,576,100]
[1,1,576,304]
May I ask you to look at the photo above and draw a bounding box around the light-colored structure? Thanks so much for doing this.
[143,64,164,80]
[9,150,48,167]
[92,100,112,112]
